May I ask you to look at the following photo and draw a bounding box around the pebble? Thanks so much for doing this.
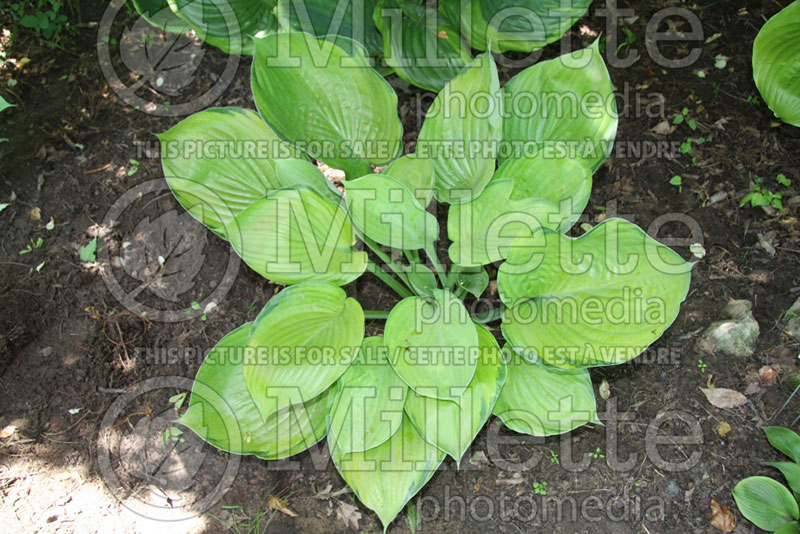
[665,480,681,498]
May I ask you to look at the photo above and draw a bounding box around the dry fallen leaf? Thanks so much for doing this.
[650,119,676,135]
[268,496,297,518]
[437,30,449,39]
[758,365,777,385]
[710,498,735,532]
[715,421,733,438]
[336,501,361,529]
[744,369,763,396]
[700,387,748,409]
[28,207,41,220]
[0,425,16,439]
[599,379,611,400]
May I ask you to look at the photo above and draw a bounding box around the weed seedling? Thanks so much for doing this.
[532,481,547,495]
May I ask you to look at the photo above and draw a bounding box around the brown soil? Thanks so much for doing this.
[1,1,799,533]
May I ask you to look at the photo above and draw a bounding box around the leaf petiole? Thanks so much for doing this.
[473,306,505,324]
[366,260,413,299]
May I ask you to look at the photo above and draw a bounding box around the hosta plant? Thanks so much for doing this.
[160,32,692,529]
[132,0,594,91]
[752,0,800,127]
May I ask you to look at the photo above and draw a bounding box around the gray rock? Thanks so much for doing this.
[784,296,800,341]
[696,299,760,357]
[664,480,681,498]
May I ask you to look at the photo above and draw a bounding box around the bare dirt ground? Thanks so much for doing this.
[1,1,799,533]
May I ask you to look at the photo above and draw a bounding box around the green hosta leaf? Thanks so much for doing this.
[243,282,365,419]
[498,218,692,369]
[382,153,435,207]
[492,155,592,233]
[403,264,437,297]
[132,0,190,33]
[453,265,489,298]
[385,289,479,399]
[328,337,408,455]
[404,322,506,463]
[177,323,330,459]
[274,158,343,204]
[777,522,800,534]
[765,426,800,463]
[159,107,303,239]
[416,52,502,203]
[733,476,799,531]
[276,0,383,57]
[168,0,278,54]
[493,346,598,435]
[331,415,445,529]
[374,0,472,92]
[448,179,560,267]
[501,40,617,171]
[345,173,438,250]
[753,1,800,127]
[478,0,591,52]
[252,32,403,178]
[226,186,367,285]
[0,95,14,114]
[765,462,800,498]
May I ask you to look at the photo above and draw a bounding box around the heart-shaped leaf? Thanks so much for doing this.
[765,462,800,499]
[158,107,303,239]
[491,156,592,233]
[252,31,403,178]
[226,186,367,285]
[403,322,506,463]
[498,218,692,369]
[447,179,560,267]
[374,0,472,92]
[453,264,489,298]
[276,0,383,58]
[328,337,408,455]
[169,0,278,54]
[500,40,617,171]
[345,173,439,250]
[382,153,435,207]
[385,289,479,399]
[177,323,331,459]
[330,415,445,529]
[274,158,343,205]
[753,1,800,127]
[132,0,190,33]
[733,476,799,531]
[493,346,598,436]
[243,282,365,420]
[416,52,502,203]
[403,263,438,297]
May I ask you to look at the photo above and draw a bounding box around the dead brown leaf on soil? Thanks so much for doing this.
[700,387,749,409]
[336,501,362,530]
[710,498,735,532]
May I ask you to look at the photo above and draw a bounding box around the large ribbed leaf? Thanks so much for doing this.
[252,32,403,178]
[493,346,598,436]
[416,52,502,203]
[501,40,617,171]
[765,426,800,464]
[374,0,472,92]
[331,415,445,529]
[733,476,799,531]
[177,323,330,459]
[403,322,506,464]
[498,219,692,369]
[491,155,592,233]
[382,153,435,207]
[274,158,344,205]
[243,282,364,420]
[159,107,302,239]
[448,179,560,267]
[439,0,590,52]
[132,0,190,33]
[168,0,278,54]
[225,186,367,285]
[276,0,383,57]
[384,289,479,399]
[344,173,438,249]
[753,1,800,127]
[327,337,408,455]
